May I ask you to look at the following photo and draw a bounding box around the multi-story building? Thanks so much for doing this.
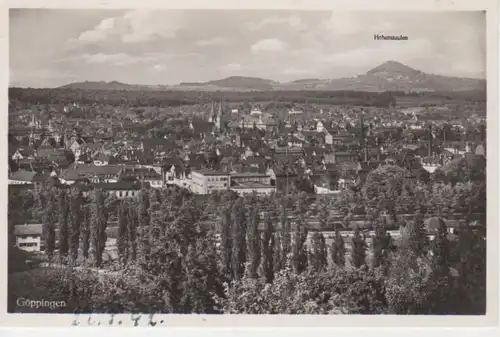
[230,172,271,186]
[14,224,43,252]
[81,181,146,199]
[190,169,230,195]
[230,172,275,196]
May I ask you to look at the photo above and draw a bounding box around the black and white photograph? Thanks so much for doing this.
[4,3,495,325]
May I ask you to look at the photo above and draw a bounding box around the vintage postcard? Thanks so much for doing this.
[0,0,498,330]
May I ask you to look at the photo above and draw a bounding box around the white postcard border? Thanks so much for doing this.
[0,0,498,330]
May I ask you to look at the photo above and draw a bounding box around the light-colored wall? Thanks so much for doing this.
[8,180,32,185]
[148,180,163,188]
[191,172,229,194]
[231,187,275,196]
[16,235,41,252]
[232,176,271,185]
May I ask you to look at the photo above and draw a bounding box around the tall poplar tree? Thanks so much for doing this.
[371,220,394,269]
[407,209,429,257]
[351,226,367,269]
[259,213,274,283]
[220,206,233,278]
[58,189,69,258]
[127,207,137,262]
[80,204,90,260]
[68,187,83,263]
[42,187,57,259]
[309,232,327,272]
[273,231,282,274]
[245,206,261,279]
[116,201,129,264]
[292,214,308,274]
[90,189,108,268]
[330,227,345,268]
[138,189,150,261]
[430,218,451,278]
[231,199,247,280]
[279,204,291,269]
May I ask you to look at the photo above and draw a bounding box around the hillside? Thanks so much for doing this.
[56,61,486,93]
[179,76,277,91]
[58,80,152,91]
[283,61,486,92]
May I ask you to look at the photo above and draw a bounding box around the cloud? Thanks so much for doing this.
[282,67,314,76]
[121,10,183,43]
[319,13,396,37]
[82,53,141,66]
[56,52,202,68]
[153,64,167,71]
[320,38,435,69]
[251,38,287,54]
[77,10,184,44]
[195,37,229,47]
[78,17,118,42]
[219,63,244,72]
[319,12,361,36]
[246,16,306,31]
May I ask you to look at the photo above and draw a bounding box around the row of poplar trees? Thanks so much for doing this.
[214,193,403,283]
[37,184,446,280]
[37,186,108,267]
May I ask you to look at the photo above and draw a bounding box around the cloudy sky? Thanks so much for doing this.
[10,9,485,88]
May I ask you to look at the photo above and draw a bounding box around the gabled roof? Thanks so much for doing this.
[60,164,122,181]
[9,170,37,182]
[191,120,213,134]
[301,130,323,138]
[91,181,147,191]
[424,217,447,232]
[14,147,35,157]
[142,139,177,152]
[14,224,42,236]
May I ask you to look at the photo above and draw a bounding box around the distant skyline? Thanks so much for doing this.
[9,9,486,88]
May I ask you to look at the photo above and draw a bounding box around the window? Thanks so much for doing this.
[19,242,37,248]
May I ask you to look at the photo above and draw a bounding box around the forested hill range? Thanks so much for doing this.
[54,61,485,93]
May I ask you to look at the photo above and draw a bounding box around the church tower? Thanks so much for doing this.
[211,101,223,132]
[360,110,368,162]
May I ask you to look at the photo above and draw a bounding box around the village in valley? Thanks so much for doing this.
[7,9,488,316]
[9,81,487,246]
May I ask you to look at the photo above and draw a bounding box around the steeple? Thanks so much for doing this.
[428,124,433,157]
[360,110,368,162]
[376,136,381,162]
[216,101,223,132]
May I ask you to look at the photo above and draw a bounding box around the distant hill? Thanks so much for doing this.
[58,81,152,91]
[57,61,486,93]
[367,60,424,77]
[179,76,277,91]
[290,78,321,84]
[283,61,486,92]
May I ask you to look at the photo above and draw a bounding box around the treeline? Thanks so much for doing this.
[9,88,409,108]
[8,163,486,314]
[12,184,486,315]
[9,87,485,109]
